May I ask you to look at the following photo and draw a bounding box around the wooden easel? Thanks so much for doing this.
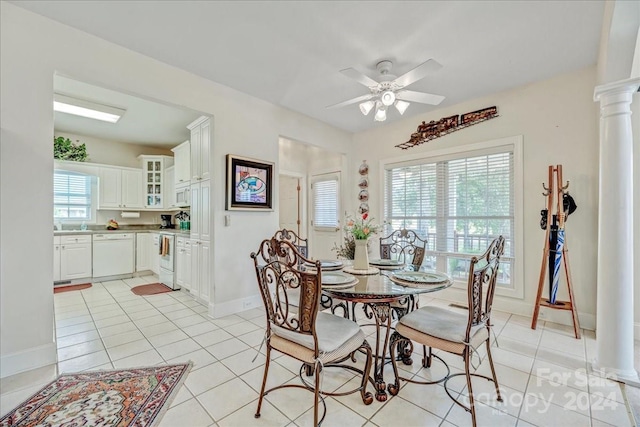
[531,165,581,338]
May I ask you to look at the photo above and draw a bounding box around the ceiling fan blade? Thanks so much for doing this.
[326,93,375,109]
[396,90,445,105]
[392,59,442,88]
[340,68,380,88]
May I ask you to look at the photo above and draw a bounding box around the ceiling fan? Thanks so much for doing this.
[327,59,445,121]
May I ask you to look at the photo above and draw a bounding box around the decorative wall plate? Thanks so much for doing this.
[359,161,369,175]
[358,203,369,214]
[358,177,369,188]
[358,190,369,202]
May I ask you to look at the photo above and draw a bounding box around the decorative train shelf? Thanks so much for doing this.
[395,106,499,150]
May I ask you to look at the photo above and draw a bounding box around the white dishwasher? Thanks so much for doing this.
[93,233,135,277]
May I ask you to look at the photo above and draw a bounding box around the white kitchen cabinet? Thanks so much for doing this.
[189,180,210,242]
[187,116,211,182]
[121,169,143,209]
[139,155,174,209]
[199,240,210,302]
[190,239,209,303]
[176,237,191,291]
[190,239,200,300]
[171,140,191,185]
[60,235,92,280]
[136,233,152,272]
[53,236,61,282]
[98,166,143,209]
[150,233,160,275]
[190,183,200,240]
[183,239,192,291]
[165,166,176,209]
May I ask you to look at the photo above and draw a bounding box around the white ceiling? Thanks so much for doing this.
[19,1,605,134]
[54,75,202,147]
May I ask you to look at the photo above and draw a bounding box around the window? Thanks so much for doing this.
[312,176,339,229]
[54,171,93,221]
[384,140,522,296]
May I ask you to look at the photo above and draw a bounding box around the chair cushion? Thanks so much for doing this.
[398,306,483,343]
[272,312,362,353]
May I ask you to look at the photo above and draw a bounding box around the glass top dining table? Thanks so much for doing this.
[320,265,453,402]
[322,270,452,302]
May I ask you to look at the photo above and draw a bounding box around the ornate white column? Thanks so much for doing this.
[593,77,640,384]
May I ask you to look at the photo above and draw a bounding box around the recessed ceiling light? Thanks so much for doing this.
[53,94,126,123]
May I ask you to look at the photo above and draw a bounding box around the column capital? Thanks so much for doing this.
[594,77,640,102]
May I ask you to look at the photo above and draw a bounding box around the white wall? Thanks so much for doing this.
[351,67,600,329]
[0,3,351,377]
[278,137,346,252]
[54,132,173,168]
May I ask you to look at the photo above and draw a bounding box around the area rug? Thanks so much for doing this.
[0,363,191,427]
[131,283,173,296]
[54,283,92,294]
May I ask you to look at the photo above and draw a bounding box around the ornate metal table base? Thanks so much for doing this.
[361,302,394,402]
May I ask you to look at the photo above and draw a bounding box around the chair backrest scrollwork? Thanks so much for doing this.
[251,236,322,355]
[379,229,427,270]
[465,236,505,341]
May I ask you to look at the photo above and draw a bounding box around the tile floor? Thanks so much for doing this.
[0,275,637,427]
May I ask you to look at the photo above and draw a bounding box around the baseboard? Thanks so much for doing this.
[436,287,596,331]
[1,342,57,379]
[209,294,262,319]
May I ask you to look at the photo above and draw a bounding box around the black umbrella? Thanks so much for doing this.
[548,215,558,304]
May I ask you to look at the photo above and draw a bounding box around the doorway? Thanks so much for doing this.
[279,173,304,237]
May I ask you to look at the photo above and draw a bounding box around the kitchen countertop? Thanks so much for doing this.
[54,228,191,236]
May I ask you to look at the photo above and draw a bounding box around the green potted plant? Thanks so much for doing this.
[53,136,87,161]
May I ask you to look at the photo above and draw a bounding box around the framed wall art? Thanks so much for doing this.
[225,154,274,211]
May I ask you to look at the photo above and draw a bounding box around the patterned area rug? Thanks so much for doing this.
[54,283,92,294]
[131,283,173,296]
[0,364,191,427]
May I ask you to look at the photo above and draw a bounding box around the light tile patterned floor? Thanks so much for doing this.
[0,275,637,427]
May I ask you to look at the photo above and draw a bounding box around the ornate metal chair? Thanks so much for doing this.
[377,229,428,315]
[387,236,506,427]
[379,228,427,270]
[271,228,308,263]
[251,237,373,426]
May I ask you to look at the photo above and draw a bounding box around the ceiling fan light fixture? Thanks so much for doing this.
[394,100,410,115]
[381,90,396,106]
[359,100,375,116]
[374,105,387,122]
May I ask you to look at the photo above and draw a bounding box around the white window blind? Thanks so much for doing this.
[54,171,92,220]
[385,148,514,288]
[313,179,338,228]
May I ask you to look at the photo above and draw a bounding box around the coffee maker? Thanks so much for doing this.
[160,214,174,229]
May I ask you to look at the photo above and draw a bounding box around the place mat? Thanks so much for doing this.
[321,281,357,290]
[369,259,405,267]
[304,260,344,271]
[343,266,380,276]
[0,363,192,427]
[322,271,357,286]
[389,271,450,285]
[389,278,450,289]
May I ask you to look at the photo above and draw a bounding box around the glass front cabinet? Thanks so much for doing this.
[138,155,175,209]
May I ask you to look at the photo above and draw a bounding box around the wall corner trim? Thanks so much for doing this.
[0,342,57,379]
